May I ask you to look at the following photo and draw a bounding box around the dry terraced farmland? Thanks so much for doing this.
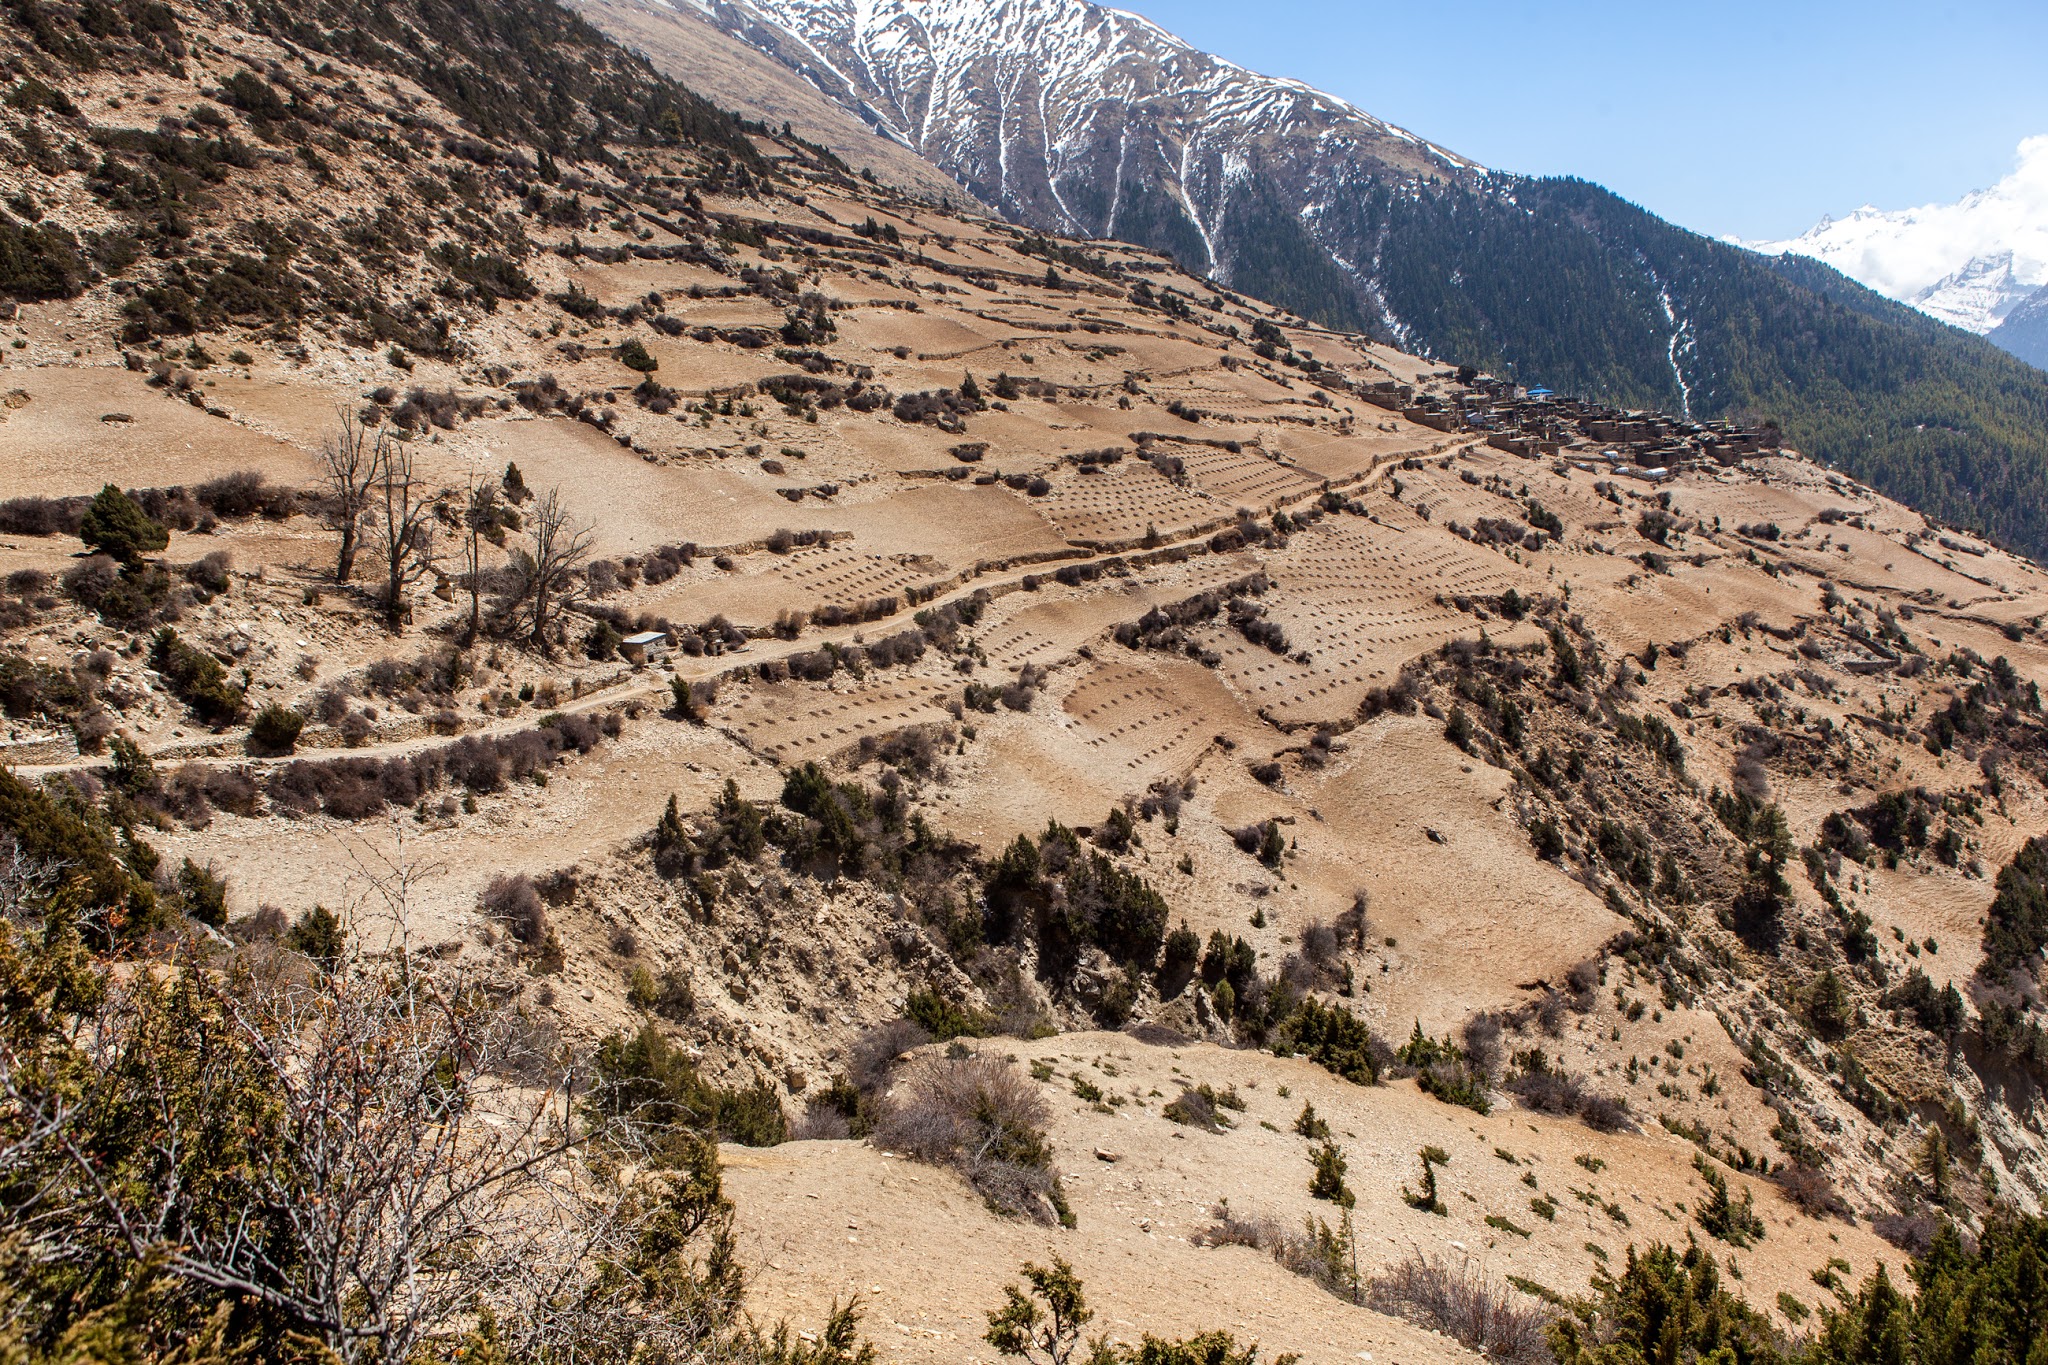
[5,50,2048,1359]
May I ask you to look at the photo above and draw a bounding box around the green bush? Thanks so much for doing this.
[584,619,622,660]
[1980,836,2048,980]
[1556,1217,2048,1365]
[1293,1101,1330,1140]
[108,734,155,795]
[986,1257,1282,1364]
[586,1022,787,1146]
[0,766,157,932]
[985,821,1171,975]
[150,628,245,725]
[618,337,658,372]
[1309,1140,1354,1207]
[1156,921,1201,996]
[1272,997,1385,1085]
[904,985,990,1042]
[175,858,228,928]
[1404,1145,1448,1215]
[0,649,90,724]
[285,905,345,968]
[1400,1023,1493,1114]
[0,208,88,299]
[1692,1154,1764,1247]
[248,702,305,755]
[78,484,168,564]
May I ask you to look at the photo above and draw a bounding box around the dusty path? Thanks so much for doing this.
[18,443,1450,778]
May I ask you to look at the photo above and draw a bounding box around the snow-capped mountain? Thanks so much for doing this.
[653,0,1480,280]
[581,0,2048,510]
[1748,136,2048,338]
[1990,281,2048,371]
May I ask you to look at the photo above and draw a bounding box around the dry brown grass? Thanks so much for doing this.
[1367,1254,1555,1365]
[1776,1163,1852,1221]
[872,1050,1067,1225]
[1199,1203,1363,1304]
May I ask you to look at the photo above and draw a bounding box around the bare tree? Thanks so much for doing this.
[317,406,380,584]
[2,817,888,1365]
[459,472,500,646]
[523,487,593,650]
[367,433,437,632]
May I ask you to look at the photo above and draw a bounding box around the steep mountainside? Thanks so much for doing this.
[7,0,2048,1358]
[575,0,981,203]
[612,0,1476,311]
[593,0,2048,562]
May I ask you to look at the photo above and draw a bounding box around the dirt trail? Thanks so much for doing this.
[19,447,1437,779]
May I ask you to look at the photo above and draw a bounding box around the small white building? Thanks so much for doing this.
[620,630,671,664]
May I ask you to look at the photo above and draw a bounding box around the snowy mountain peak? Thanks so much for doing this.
[660,0,1480,255]
[1747,135,2048,337]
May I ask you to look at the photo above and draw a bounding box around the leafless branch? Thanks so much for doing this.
[317,405,380,585]
[367,433,438,633]
[524,487,594,650]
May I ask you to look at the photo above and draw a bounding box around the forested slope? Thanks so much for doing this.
[1316,176,2048,556]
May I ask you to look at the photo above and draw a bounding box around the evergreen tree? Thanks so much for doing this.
[78,484,168,564]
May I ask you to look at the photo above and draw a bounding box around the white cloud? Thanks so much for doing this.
[1746,136,2048,333]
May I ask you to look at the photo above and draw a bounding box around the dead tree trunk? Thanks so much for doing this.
[368,435,436,633]
[525,488,592,651]
[317,407,378,584]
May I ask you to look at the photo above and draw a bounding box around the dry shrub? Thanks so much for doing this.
[1508,1061,1633,1132]
[0,494,86,536]
[1199,1204,1285,1252]
[849,1019,930,1092]
[161,764,215,828]
[313,685,354,726]
[1461,1012,1505,1082]
[261,723,603,822]
[71,704,116,755]
[183,550,233,595]
[1299,919,1340,967]
[1577,1093,1632,1132]
[322,770,383,820]
[1198,1203,1366,1305]
[1124,1021,1186,1046]
[1512,1067,1582,1115]
[1335,891,1372,947]
[1732,745,1772,800]
[62,555,120,605]
[1565,959,1600,1010]
[790,1105,853,1141]
[1164,1086,1222,1131]
[238,903,289,941]
[1368,1254,1554,1365]
[195,469,293,519]
[1872,1210,1938,1255]
[536,868,581,906]
[871,1051,1067,1225]
[480,873,547,944]
[1776,1163,1851,1220]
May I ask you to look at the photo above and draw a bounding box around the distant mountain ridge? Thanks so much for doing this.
[653,0,1477,296]
[1991,282,2048,371]
[591,0,2048,560]
[1748,136,2048,344]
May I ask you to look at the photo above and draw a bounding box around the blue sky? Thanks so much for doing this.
[1120,0,2048,241]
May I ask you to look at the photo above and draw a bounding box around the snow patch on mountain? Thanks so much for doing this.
[1745,136,2048,335]
[663,0,1482,246]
